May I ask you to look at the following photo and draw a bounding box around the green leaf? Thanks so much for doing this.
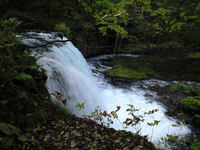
[60,131,65,135]
[7,124,20,136]
[111,111,118,119]
[18,135,28,142]
[171,124,178,127]
[75,103,85,110]
[0,123,20,136]
[0,123,11,135]
[15,73,33,80]
[147,120,160,126]
[166,134,179,142]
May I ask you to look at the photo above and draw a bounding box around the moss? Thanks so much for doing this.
[105,56,157,79]
[180,96,200,113]
[169,83,200,96]
[29,65,39,70]
[106,64,148,79]
[105,56,200,82]
[15,73,33,80]
[187,52,200,59]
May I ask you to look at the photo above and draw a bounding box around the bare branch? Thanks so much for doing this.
[101,9,128,20]
[101,10,110,19]
[113,9,127,17]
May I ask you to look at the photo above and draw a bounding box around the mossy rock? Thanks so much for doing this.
[180,96,200,113]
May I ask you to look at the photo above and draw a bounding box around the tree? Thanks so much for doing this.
[78,0,135,55]
[125,0,200,56]
[78,0,131,38]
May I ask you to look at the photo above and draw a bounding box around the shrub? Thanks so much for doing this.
[0,123,28,149]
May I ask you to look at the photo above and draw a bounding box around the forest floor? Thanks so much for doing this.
[21,114,155,150]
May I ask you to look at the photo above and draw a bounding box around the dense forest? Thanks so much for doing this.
[0,0,200,149]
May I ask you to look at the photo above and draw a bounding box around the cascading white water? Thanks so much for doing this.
[88,56,191,148]
[22,32,103,115]
[22,32,191,149]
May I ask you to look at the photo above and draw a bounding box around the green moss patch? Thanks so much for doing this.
[169,84,200,127]
[105,56,157,80]
[180,96,200,113]
[104,54,200,81]
[186,52,200,59]
[169,84,200,96]
[105,54,200,81]
[106,64,148,79]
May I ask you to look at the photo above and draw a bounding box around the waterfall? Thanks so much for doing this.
[22,32,191,149]
[22,32,103,116]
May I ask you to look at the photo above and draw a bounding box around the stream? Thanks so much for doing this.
[21,32,192,150]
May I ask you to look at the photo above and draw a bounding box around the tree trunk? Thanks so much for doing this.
[113,36,119,56]
[116,38,122,57]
